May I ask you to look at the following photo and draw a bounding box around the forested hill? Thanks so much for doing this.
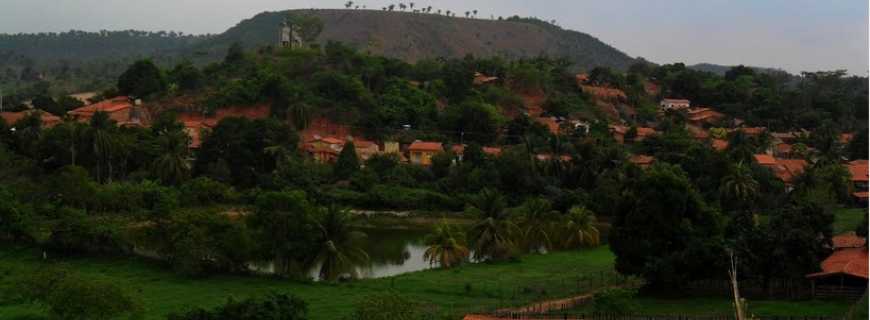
[199,9,636,71]
[0,30,210,62]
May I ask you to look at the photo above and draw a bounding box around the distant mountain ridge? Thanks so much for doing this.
[689,63,790,76]
[193,9,637,71]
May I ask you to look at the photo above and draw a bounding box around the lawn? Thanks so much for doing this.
[0,245,618,320]
[833,207,867,234]
[562,296,853,317]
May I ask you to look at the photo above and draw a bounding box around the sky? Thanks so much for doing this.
[1,0,867,75]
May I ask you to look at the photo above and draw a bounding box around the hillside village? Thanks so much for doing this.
[0,7,867,320]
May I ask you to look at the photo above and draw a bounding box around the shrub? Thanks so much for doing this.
[180,177,238,205]
[591,288,637,315]
[18,266,143,320]
[168,293,307,320]
[350,292,421,320]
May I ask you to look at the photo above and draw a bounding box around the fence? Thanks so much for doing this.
[469,314,836,320]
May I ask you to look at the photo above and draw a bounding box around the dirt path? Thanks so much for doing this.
[463,286,621,320]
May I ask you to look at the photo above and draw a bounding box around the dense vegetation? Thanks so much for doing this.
[0,12,866,318]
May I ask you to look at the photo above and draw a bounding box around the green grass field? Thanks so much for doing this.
[834,207,867,234]
[0,245,618,320]
[563,296,852,317]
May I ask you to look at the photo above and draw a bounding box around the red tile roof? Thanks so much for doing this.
[636,127,657,138]
[712,139,729,151]
[473,72,498,85]
[741,127,767,136]
[806,247,869,280]
[832,232,867,249]
[753,154,777,165]
[451,144,502,157]
[661,98,690,105]
[848,160,869,182]
[68,96,132,117]
[629,154,655,166]
[0,110,62,128]
[408,141,443,152]
[854,192,869,200]
[778,159,807,179]
[776,143,792,155]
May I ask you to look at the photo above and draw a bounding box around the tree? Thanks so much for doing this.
[560,206,600,249]
[117,59,166,98]
[168,293,308,320]
[847,130,868,160]
[334,141,359,180]
[0,186,33,241]
[515,197,556,252]
[250,191,320,276]
[18,267,142,320]
[89,111,117,183]
[152,130,191,185]
[224,42,246,65]
[610,163,725,288]
[467,188,517,261]
[169,61,203,91]
[719,162,759,211]
[310,205,369,281]
[423,221,469,268]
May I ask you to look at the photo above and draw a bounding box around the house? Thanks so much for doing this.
[847,160,869,204]
[753,154,807,186]
[68,96,140,125]
[739,127,767,137]
[687,125,710,141]
[304,136,346,163]
[685,107,725,126]
[407,141,443,166]
[351,138,380,161]
[569,120,591,135]
[611,125,657,144]
[0,110,62,128]
[451,144,502,161]
[711,139,729,152]
[659,98,690,111]
[629,154,655,169]
[806,233,868,299]
[472,72,498,85]
[535,154,572,162]
[771,131,805,144]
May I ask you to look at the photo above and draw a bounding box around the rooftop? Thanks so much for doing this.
[408,141,443,152]
[68,96,132,116]
[806,247,868,280]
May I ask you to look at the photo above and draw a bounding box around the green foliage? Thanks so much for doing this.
[169,61,204,92]
[155,209,256,276]
[439,100,503,144]
[168,293,308,320]
[423,221,470,268]
[117,59,167,98]
[350,292,422,320]
[610,163,725,288]
[592,288,638,315]
[179,177,238,205]
[17,266,143,320]
[250,190,319,276]
[335,141,360,180]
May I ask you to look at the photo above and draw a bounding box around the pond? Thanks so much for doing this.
[249,227,440,280]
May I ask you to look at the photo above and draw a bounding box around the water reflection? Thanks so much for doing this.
[249,228,437,280]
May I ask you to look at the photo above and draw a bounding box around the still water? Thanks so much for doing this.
[250,228,437,280]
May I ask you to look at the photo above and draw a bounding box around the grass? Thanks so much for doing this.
[833,207,866,234]
[563,296,852,317]
[0,245,618,320]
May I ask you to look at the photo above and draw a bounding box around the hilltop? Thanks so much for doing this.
[195,9,636,71]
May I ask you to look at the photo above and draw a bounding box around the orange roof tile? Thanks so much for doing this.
[629,154,655,165]
[776,143,792,154]
[848,160,869,182]
[833,232,867,249]
[0,110,62,128]
[636,127,657,138]
[482,147,502,156]
[741,127,767,136]
[408,141,443,152]
[712,139,729,151]
[806,247,869,279]
[778,159,807,178]
[68,96,132,117]
[661,98,690,105]
[753,154,777,166]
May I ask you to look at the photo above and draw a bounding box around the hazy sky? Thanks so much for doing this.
[1,0,867,75]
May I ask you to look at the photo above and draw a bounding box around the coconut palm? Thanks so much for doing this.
[152,130,191,185]
[516,197,557,253]
[560,206,600,249]
[467,189,517,261]
[89,111,117,183]
[310,205,369,281]
[423,221,470,268]
[720,162,759,204]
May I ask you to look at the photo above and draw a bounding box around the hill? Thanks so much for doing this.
[689,63,790,76]
[194,9,637,71]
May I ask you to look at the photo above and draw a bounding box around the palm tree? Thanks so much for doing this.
[423,221,470,268]
[472,10,478,17]
[516,198,556,253]
[467,189,517,261]
[720,162,759,208]
[310,206,369,281]
[344,1,353,9]
[152,130,191,185]
[465,11,470,18]
[89,111,116,183]
[409,2,414,10]
[560,206,600,249]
